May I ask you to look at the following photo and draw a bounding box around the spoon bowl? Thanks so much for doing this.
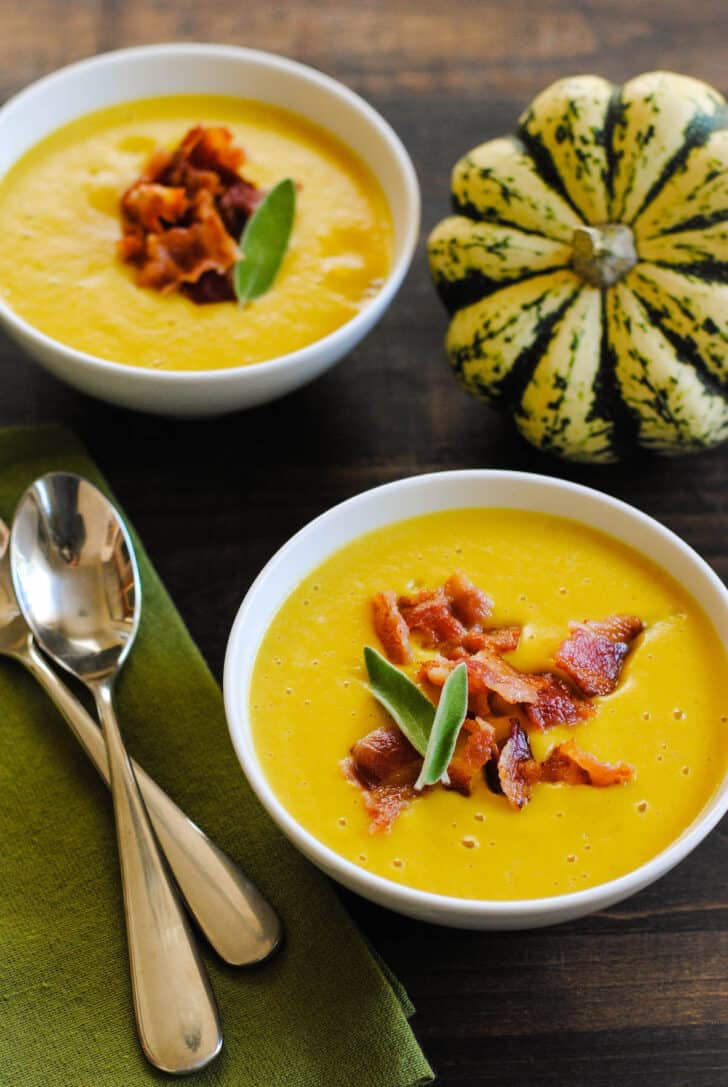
[11,473,139,681]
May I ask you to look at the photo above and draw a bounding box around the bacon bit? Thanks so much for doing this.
[539,738,635,787]
[121,182,189,233]
[420,652,546,706]
[135,194,240,293]
[118,125,261,304]
[177,126,245,177]
[341,756,416,833]
[219,179,264,239]
[587,615,646,643]
[372,591,411,665]
[447,717,498,795]
[361,784,416,833]
[350,726,421,787]
[468,689,492,718]
[184,269,237,304]
[524,673,595,732]
[497,720,539,810]
[444,571,494,627]
[400,588,467,646]
[460,626,521,654]
[555,615,644,697]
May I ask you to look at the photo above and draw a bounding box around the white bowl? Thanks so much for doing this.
[0,44,419,416]
[224,470,728,929]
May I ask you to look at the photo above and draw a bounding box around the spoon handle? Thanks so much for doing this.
[91,677,222,1074]
[18,639,281,966]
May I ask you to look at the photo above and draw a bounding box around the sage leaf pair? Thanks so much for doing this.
[363,647,468,791]
[234,178,296,303]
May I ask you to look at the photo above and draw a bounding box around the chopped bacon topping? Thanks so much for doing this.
[372,572,506,662]
[497,720,539,810]
[421,651,546,706]
[372,591,411,665]
[399,587,467,647]
[121,182,189,233]
[460,626,521,654]
[555,615,644,697]
[341,757,416,833]
[350,726,421,787]
[442,627,521,659]
[360,784,416,833]
[446,717,498,795]
[524,673,595,731]
[539,738,635,787]
[344,728,422,833]
[358,574,645,822]
[118,125,263,304]
[444,571,494,627]
[133,192,240,293]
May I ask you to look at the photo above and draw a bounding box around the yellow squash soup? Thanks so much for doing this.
[0,96,392,370]
[251,509,728,900]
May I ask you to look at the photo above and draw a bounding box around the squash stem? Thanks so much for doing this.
[571,224,637,288]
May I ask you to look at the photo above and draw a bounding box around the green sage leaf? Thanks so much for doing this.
[363,646,434,757]
[415,662,468,791]
[234,178,296,303]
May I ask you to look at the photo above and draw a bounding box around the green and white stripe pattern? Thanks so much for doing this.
[428,71,728,462]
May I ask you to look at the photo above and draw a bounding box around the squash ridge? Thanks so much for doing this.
[489,290,582,408]
[628,107,728,228]
[515,128,589,225]
[631,290,728,398]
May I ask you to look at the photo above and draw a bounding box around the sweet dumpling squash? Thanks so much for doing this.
[428,72,728,463]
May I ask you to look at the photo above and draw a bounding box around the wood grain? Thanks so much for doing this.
[1,1,727,1083]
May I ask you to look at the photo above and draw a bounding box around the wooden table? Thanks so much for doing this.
[2,3,727,1084]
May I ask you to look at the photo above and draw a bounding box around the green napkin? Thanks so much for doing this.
[0,425,434,1087]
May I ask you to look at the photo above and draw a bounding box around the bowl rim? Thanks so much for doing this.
[0,42,420,383]
[223,468,728,922]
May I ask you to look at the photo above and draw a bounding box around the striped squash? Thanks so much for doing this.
[428,72,728,462]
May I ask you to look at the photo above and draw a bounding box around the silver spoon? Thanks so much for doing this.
[11,473,222,1074]
[0,518,281,968]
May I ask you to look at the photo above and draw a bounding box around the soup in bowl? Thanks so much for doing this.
[224,472,728,929]
[0,45,419,415]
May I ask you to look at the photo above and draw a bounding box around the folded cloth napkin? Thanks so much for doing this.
[0,425,434,1087]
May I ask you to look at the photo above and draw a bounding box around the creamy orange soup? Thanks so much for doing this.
[0,96,392,370]
[251,509,728,900]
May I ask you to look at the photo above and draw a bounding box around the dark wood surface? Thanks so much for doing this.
[2,2,728,1084]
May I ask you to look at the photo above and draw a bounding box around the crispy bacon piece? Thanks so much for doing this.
[539,739,634,787]
[421,651,546,706]
[446,717,498,795]
[442,627,521,659]
[177,125,245,177]
[345,727,422,833]
[372,591,411,665]
[555,615,644,697]
[350,726,421,787]
[219,179,264,238]
[184,269,237,304]
[118,125,261,303]
[360,784,416,833]
[459,627,521,654]
[399,587,466,646]
[121,182,189,232]
[497,720,539,810]
[444,571,494,627]
[372,573,500,658]
[341,756,416,833]
[524,673,595,732]
[135,196,240,293]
